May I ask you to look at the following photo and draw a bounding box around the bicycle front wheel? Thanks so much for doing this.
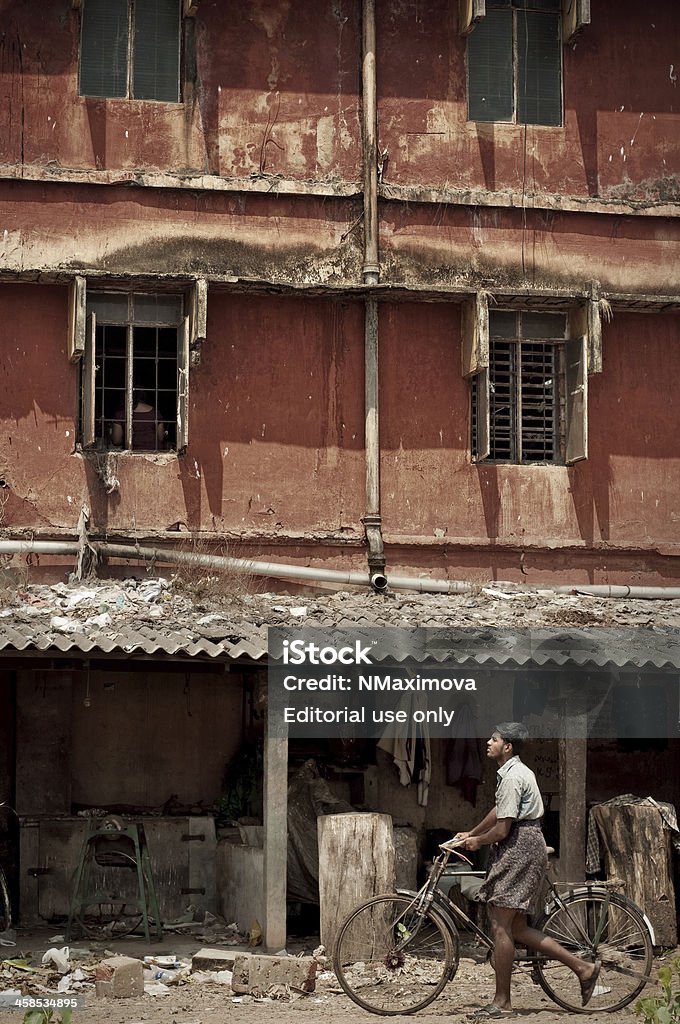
[333,893,456,1015]
[535,890,653,1013]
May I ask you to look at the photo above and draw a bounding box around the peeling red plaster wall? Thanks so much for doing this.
[379,303,680,573]
[1,2,677,201]
[0,284,366,539]
[376,0,680,203]
[0,0,362,183]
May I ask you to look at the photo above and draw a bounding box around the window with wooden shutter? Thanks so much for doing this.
[80,289,185,452]
[79,0,181,101]
[471,309,568,463]
[468,0,562,126]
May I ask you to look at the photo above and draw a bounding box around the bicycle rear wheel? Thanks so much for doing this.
[333,893,456,1015]
[534,890,653,1013]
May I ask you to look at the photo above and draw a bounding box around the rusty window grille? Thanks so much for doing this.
[471,310,566,463]
[82,293,182,452]
[79,0,181,102]
[467,0,562,126]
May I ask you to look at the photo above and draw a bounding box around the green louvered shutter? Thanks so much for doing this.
[133,0,181,101]
[80,0,129,98]
[517,10,562,126]
[468,7,513,122]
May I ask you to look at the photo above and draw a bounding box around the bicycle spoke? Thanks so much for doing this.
[333,894,457,1015]
[534,893,653,1014]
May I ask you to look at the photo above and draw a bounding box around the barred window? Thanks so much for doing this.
[471,310,570,463]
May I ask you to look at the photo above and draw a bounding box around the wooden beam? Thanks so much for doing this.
[558,715,587,882]
[263,725,288,951]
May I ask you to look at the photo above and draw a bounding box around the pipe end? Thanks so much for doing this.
[370,572,388,593]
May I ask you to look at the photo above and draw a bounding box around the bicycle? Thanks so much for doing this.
[332,839,655,1016]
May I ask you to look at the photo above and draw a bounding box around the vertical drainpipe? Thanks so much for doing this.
[361,0,387,591]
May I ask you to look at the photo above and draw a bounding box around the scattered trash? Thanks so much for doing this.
[143,955,180,969]
[42,947,71,974]
[144,981,171,996]
[247,920,262,947]
[0,989,22,1001]
[1,959,32,972]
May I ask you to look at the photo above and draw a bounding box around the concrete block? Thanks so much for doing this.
[232,954,317,995]
[94,955,144,998]
[191,947,247,972]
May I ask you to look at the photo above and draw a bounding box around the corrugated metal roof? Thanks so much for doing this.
[1,579,680,666]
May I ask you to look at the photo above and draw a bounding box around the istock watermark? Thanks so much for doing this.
[267,626,679,740]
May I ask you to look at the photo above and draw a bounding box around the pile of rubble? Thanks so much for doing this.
[0,942,330,1009]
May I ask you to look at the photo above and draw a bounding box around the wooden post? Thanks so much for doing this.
[558,710,587,883]
[318,812,395,954]
[263,729,288,952]
[591,802,677,947]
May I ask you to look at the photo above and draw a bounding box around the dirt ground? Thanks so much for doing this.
[0,930,667,1024]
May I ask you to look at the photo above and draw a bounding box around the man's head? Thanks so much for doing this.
[487,721,529,763]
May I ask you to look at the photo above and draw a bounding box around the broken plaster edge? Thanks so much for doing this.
[0,164,677,219]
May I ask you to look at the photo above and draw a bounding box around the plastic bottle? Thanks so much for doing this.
[154,969,177,983]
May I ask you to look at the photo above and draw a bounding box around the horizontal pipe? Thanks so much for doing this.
[1,540,680,598]
[0,539,470,593]
[547,584,680,600]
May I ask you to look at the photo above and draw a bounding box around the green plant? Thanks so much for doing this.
[22,1011,72,1024]
[636,956,680,1024]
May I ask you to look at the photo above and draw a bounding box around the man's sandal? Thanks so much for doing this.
[468,1006,516,1020]
[580,959,602,1006]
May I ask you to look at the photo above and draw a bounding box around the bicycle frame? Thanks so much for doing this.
[397,845,655,968]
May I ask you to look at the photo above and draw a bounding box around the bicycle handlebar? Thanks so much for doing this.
[436,841,474,867]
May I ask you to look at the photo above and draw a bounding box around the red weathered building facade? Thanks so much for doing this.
[1,0,678,586]
[0,0,679,948]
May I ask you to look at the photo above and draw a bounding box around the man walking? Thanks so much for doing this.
[455,722,600,1020]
